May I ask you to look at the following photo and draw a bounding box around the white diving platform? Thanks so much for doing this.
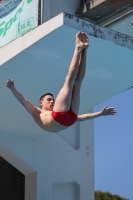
[0,13,133,200]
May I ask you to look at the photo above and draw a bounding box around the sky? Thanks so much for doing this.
[94,88,133,200]
[94,12,133,200]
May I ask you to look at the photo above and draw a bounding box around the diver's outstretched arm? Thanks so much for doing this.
[77,106,117,121]
[5,79,40,116]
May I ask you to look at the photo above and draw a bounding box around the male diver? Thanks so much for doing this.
[5,32,116,132]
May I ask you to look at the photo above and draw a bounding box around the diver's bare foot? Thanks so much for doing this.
[76,32,86,52]
[81,32,89,49]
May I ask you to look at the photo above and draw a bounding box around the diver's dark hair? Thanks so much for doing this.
[39,93,54,108]
[39,93,54,101]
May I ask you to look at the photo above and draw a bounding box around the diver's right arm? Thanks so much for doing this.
[5,79,40,116]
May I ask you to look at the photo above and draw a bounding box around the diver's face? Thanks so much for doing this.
[40,95,54,110]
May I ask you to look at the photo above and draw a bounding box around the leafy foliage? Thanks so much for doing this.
[95,191,129,200]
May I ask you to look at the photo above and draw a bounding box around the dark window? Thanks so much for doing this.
[0,156,25,200]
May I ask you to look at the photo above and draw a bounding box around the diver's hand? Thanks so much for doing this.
[5,79,15,89]
[101,106,117,116]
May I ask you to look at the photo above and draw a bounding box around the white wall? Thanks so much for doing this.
[43,0,80,22]
[34,119,94,200]
[0,131,35,167]
[0,117,94,200]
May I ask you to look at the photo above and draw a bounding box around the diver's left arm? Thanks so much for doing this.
[77,106,117,121]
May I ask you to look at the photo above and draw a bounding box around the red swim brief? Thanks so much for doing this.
[52,109,77,126]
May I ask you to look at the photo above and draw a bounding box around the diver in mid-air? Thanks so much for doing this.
[5,32,116,132]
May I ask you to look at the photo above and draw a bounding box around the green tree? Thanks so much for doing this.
[95,191,129,200]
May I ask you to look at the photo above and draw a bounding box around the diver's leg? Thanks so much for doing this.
[53,32,86,112]
[70,33,89,115]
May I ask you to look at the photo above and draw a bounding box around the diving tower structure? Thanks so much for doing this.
[0,1,133,200]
